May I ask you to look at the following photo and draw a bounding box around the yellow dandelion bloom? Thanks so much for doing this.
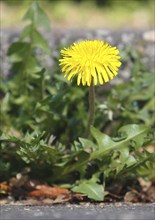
[59,40,121,86]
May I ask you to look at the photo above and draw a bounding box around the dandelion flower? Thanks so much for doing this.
[59,40,121,86]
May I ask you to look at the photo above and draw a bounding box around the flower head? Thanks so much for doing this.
[59,40,121,86]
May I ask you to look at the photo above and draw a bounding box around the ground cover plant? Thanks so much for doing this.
[0,1,154,203]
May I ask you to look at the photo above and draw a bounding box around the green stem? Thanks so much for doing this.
[85,78,95,138]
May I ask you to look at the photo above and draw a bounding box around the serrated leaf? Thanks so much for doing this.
[32,29,50,54]
[7,42,31,62]
[91,126,114,150]
[119,150,155,178]
[12,95,28,105]
[79,137,96,150]
[25,56,42,74]
[60,151,90,177]
[90,124,149,160]
[118,124,148,147]
[72,177,104,201]
[0,93,10,112]
[19,25,32,41]
[112,147,137,175]
[23,1,50,29]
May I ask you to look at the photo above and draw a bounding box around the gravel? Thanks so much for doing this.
[0,28,154,80]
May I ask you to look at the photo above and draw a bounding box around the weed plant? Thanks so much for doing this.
[0,2,154,201]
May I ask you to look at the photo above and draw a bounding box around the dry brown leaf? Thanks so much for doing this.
[124,191,139,203]
[147,186,155,201]
[27,185,70,199]
[145,145,155,153]
[138,177,152,192]
[0,181,11,193]
[52,195,71,204]
[10,173,29,188]
[0,198,10,205]
[72,193,86,198]
[7,129,21,138]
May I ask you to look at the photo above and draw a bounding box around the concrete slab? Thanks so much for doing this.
[1,203,155,220]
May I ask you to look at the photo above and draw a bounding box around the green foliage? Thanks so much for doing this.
[23,1,50,30]
[96,46,154,134]
[0,124,154,201]
[51,124,154,200]
[1,1,51,134]
[72,174,104,201]
[0,1,154,201]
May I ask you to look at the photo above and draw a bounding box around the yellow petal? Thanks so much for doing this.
[59,40,121,86]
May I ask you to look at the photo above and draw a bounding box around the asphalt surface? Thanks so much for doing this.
[1,203,155,220]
